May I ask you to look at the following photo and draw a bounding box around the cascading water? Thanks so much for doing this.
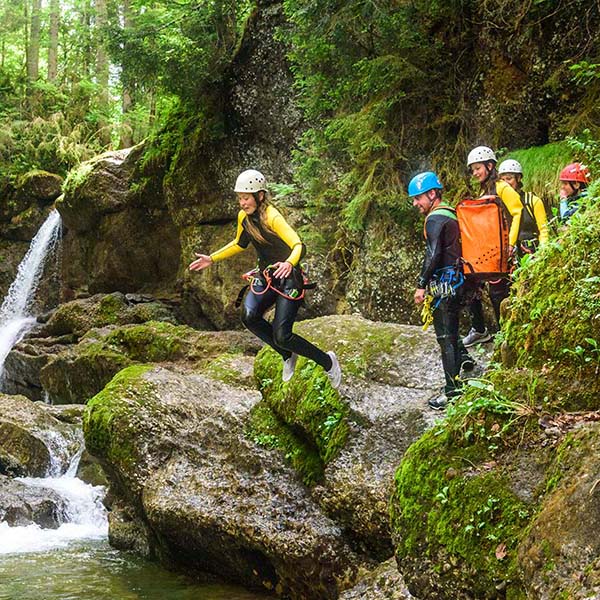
[0,444,108,555]
[0,207,107,555]
[0,208,62,378]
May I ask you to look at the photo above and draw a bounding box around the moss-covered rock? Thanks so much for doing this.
[39,292,179,339]
[39,320,261,404]
[518,423,600,599]
[250,314,443,557]
[501,185,600,410]
[57,149,181,299]
[83,365,365,598]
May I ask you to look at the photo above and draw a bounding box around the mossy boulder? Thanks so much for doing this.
[500,188,600,410]
[0,170,61,245]
[56,149,181,299]
[39,320,261,404]
[251,314,443,557]
[0,394,80,477]
[83,365,365,598]
[518,423,600,599]
[390,381,600,599]
[40,292,178,338]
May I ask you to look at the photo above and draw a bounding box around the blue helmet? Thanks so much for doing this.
[407,171,443,197]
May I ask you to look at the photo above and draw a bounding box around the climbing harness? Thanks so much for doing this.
[234,264,316,308]
[421,265,464,331]
[429,265,464,307]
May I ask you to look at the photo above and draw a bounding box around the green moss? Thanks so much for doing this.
[200,352,252,388]
[501,182,600,410]
[254,346,350,468]
[246,402,323,485]
[98,294,126,325]
[61,161,94,197]
[390,421,531,597]
[101,321,187,362]
[83,364,156,465]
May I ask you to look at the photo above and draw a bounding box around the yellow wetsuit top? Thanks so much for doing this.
[495,180,523,247]
[519,191,549,246]
[209,205,304,269]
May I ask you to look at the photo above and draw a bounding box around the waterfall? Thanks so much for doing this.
[0,444,108,555]
[0,209,62,377]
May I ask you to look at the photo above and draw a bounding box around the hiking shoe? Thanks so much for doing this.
[461,355,475,372]
[326,351,342,389]
[428,393,449,411]
[282,353,298,382]
[462,327,492,347]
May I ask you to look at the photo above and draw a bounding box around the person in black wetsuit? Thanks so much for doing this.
[410,171,473,411]
[189,169,341,388]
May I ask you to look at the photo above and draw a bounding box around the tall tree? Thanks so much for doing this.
[26,0,41,85]
[119,0,133,148]
[47,0,60,82]
[94,0,111,146]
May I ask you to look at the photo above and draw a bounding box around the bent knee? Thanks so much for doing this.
[241,307,262,328]
[273,327,293,350]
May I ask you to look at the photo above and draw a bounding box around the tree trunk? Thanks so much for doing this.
[26,0,41,84]
[119,0,134,148]
[94,0,111,146]
[47,0,60,82]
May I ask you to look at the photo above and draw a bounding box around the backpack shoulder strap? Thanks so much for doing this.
[424,204,456,238]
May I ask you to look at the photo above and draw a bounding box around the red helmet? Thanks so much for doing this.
[559,162,590,184]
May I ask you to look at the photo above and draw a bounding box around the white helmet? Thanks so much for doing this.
[498,159,523,175]
[234,169,267,193]
[467,146,497,167]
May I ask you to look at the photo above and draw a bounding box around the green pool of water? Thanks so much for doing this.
[0,540,271,600]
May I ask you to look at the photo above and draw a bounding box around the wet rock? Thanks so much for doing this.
[38,321,261,404]
[0,394,80,477]
[84,365,366,598]
[252,315,442,558]
[0,474,68,528]
[339,558,414,599]
[518,423,600,599]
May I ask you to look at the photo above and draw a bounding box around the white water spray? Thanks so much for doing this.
[0,209,62,376]
[0,454,108,555]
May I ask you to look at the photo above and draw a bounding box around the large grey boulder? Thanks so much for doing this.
[84,365,366,599]
[253,315,444,558]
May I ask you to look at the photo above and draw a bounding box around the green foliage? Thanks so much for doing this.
[509,141,573,202]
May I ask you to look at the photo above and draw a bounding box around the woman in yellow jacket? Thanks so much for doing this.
[497,158,549,255]
[462,146,523,347]
[189,169,341,388]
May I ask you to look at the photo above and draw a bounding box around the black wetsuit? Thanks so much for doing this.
[210,205,331,370]
[419,204,469,396]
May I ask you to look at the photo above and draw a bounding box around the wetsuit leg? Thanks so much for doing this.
[489,277,511,324]
[433,296,462,396]
[271,294,332,371]
[469,297,486,333]
[241,286,290,359]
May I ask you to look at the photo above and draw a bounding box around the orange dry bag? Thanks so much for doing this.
[456,195,509,279]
